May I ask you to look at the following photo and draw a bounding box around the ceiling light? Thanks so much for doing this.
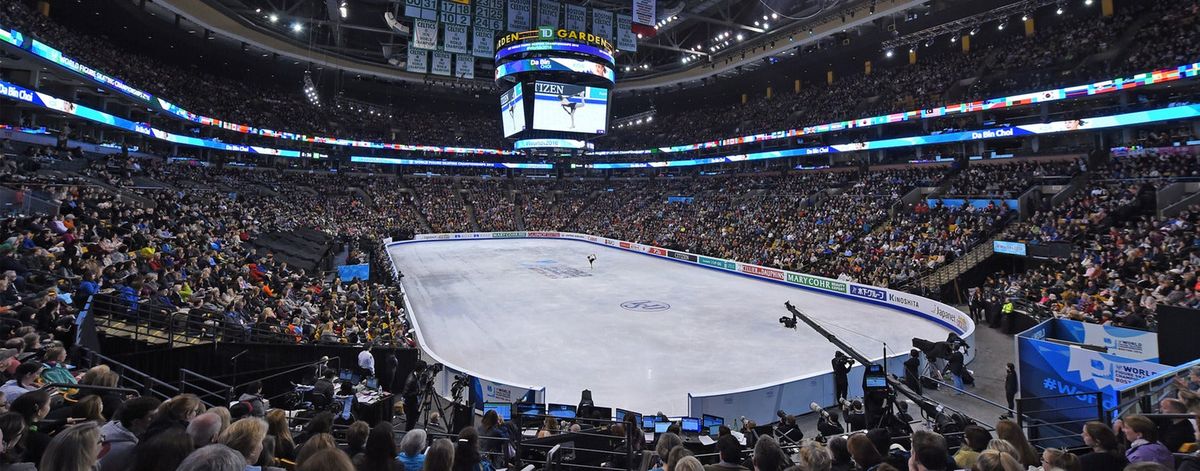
[736,33,744,40]
[762,15,768,20]
[885,49,893,57]
[1021,13,1029,21]
[1084,0,1093,5]
[1056,6,1064,14]
[269,13,279,23]
[763,23,769,30]
[339,1,348,19]
[771,13,778,19]
[292,22,303,32]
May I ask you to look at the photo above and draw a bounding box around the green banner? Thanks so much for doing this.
[698,256,736,270]
[786,273,848,293]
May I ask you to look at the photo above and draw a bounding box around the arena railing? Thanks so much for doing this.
[179,368,234,409]
[1015,391,1106,450]
[79,347,182,401]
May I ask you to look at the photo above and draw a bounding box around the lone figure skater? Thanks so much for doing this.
[587,254,596,269]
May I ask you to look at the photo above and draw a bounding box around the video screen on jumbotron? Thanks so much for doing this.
[501,83,527,137]
[531,81,608,134]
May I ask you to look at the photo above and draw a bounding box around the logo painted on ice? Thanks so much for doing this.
[620,300,671,312]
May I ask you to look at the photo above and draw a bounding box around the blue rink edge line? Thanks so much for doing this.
[385,236,968,337]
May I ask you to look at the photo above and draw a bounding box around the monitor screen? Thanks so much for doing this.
[516,403,544,416]
[642,416,656,430]
[365,377,378,389]
[547,403,577,419]
[500,83,527,137]
[702,415,724,428]
[531,81,609,135]
[338,369,353,381]
[588,406,613,421]
[709,425,722,436]
[616,409,641,426]
[680,417,701,433]
[653,422,670,434]
[484,402,512,421]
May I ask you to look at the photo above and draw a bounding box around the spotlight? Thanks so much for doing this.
[339,1,348,19]
[771,13,778,19]
[1021,13,1029,21]
[998,22,1006,30]
[1056,6,1064,14]
[885,49,893,57]
[1084,0,1093,4]
[736,34,744,40]
[292,22,303,32]
[950,36,957,43]
[269,13,279,23]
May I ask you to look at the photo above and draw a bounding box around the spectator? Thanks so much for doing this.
[652,433,683,471]
[130,428,195,471]
[294,412,334,446]
[0,412,34,470]
[145,393,204,441]
[398,428,428,471]
[187,412,225,448]
[675,456,705,471]
[264,409,295,461]
[1039,448,1080,471]
[236,381,266,418]
[423,438,455,471]
[295,433,338,466]
[994,420,1038,467]
[298,448,356,471]
[39,422,101,471]
[39,346,74,386]
[1122,415,1174,467]
[355,422,400,471]
[666,445,693,471]
[827,436,854,471]
[704,434,748,471]
[954,425,992,469]
[1079,421,1128,471]
[752,436,786,471]
[1157,398,1195,452]
[176,444,248,471]
[796,441,831,471]
[452,427,492,471]
[0,362,41,401]
[970,450,1022,471]
[344,420,371,456]
[217,417,273,470]
[8,390,50,464]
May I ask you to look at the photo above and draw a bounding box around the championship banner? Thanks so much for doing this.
[404,0,438,20]
[431,50,453,76]
[564,4,587,32]
[507,0,532,31]
[591,9,613,42]
[631,0,656,36]
[456,54,476,79]
[439,0,473,26]
[407,48,429,73]
[472,27,495,57]
[616,14,636,52]
[537,0,561,28]
[413,19,440,50]
[474,0,505,30]
[444,24,469,53]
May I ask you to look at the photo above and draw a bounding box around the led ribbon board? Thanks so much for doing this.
[581,104,1200,168]
[0,80,323,158]
[350,156,553,169]
[496,27,616,55]
[495,41,616,64]
[495,58,616,83]
[513,138,590,150]
[0,22,516,156]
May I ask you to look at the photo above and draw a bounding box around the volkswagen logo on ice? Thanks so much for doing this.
[620,300,671,312]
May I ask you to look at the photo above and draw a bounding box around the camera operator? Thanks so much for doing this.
[904,349,922,395]
[841,399,867,432]
[402,361,427,431]
[832,351,854,403]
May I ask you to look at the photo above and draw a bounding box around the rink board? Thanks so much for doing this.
[386,231,975,422]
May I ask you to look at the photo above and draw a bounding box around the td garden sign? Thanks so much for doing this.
[496,27,615,54]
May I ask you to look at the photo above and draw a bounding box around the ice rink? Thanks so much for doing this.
[389,238,954,416]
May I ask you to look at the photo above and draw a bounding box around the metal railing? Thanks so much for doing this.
[1015,391,1106,450]
[79,348,181,401]
[180,368,234,409]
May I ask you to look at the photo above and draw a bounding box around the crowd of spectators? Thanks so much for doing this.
[944,159,1082,199]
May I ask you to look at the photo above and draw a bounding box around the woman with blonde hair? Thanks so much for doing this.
[218,418,270,466]
[423,438,455,471]
[70,395,105,424]
[971,450,1023,471]
[39,422,101,471]
[144,393,205,440]
[537,417,558,438]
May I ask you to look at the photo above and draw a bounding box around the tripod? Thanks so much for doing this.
[418,375,452,432]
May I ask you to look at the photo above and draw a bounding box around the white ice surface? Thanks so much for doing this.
[389,238,951,416]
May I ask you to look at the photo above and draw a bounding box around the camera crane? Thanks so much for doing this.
[782,301,978,435]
